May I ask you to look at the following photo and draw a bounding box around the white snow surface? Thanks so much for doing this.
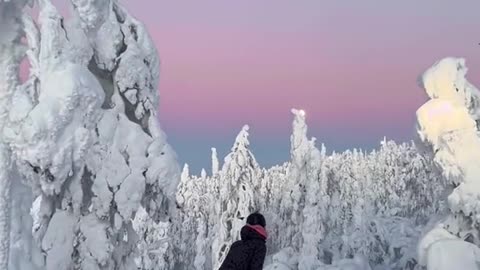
[41,211,76,270]
[418,225,480,270]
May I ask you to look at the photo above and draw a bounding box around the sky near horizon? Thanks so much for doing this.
[123,0,480,173]
[58,0,480,173]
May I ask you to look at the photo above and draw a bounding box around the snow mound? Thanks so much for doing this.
[419,226,480,270]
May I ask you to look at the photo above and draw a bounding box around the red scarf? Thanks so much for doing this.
[246,224,268,240]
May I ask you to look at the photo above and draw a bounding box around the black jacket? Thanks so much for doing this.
[219,226,267,270]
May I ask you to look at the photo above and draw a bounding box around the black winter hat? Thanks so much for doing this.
[246,212,266,228]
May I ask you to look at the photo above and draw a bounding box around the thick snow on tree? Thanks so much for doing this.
[279,109,310,253]
[1,0,179,269]
[0,1,31,268]
[212,125,260,269]
[258,163,288,254]
[212,148,220,176]
[173,167,202,269]
[193,212,209,270]
[416,57,480,269]
[9,175,43,270]
[298,139,325,270]
[133,207,173,270]
[176,164,191,209]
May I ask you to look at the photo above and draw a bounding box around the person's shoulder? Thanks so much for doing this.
[231,240,243,247]
[251,239,266,254]
[246,238,266,248]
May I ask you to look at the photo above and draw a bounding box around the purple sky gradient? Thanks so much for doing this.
[61,1,480,172]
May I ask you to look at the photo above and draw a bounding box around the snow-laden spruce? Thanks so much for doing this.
[212,148,220,176]
[416,58,480,269]
[279,109,309,253]
[212,125,261,269]
[1,1,179,269]
[298,140,327,270]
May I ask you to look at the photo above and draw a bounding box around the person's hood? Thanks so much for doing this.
[241,225,267,241]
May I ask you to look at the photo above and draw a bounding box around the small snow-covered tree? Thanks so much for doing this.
[9,173,44,270]
[298,140,327,270]
[279,109,310,253]
[259,163,288,254]
[194,211,208,270]
[176,164,191,209]
[174,163,215,270]
[212,125,260,269]
[212,147,220,176]
[173,164,205,269]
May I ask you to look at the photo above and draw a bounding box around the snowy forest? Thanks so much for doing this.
[1,1,480,270]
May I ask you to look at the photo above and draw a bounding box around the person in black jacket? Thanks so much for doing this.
[219,213,268,270]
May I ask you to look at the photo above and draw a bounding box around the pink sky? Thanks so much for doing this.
[52,0,480,170]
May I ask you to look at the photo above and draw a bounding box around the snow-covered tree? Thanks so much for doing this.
[174,162,216,269]
[257,163,288,254]
[1,1,180,269]
[173,165,205,269]
[212,125,260,269]
[212,147,220,176]
[0,1,32,268]
[176,164,190,209]
[279,109,310,253]
[194,211,208,270]
[416,57,480,269]
[298,140,327,270]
